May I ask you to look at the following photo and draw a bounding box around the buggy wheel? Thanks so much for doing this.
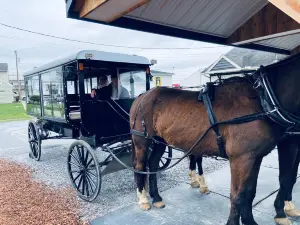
[28,122,41,161]
[158,146,172,171]
[67,140,101,202]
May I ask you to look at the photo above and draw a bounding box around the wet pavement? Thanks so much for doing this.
[91,150,300,225]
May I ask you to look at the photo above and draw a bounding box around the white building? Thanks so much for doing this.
[9,74,25,98]
[150,70,174,88]
[181,48,287,89]
[0,63,14,103]
[180,69,210,91]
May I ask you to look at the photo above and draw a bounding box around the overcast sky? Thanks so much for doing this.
[0,0,232,83]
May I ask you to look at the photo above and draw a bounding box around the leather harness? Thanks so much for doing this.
[198,83,227,158]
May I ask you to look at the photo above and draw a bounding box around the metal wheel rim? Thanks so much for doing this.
[67,141,101,202]
[158,146,172,171]
[28,124,41,161]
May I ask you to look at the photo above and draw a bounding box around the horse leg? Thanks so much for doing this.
[188,155,200,188]
[285,148,300,217]
[196,156,209,194]
[148,143,166,209]
[274,137,300,225]
[132,136,151,211]
[227,155,262,225]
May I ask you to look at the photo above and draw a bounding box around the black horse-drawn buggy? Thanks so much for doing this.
[24,50,172,201]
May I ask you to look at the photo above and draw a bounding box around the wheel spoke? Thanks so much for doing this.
[84,176,90,197]
[86,157,94,167]
[86,170,97,178]
[73,172,82,182]
[68,161,82,169]
[76,146,83,164]
[80,146,86,166]
[70,151,82,166]
[86,173,96,191]
[84,148,89,166]
[160,159,164,165]
[73,147,82,164]
[70,169,81,173]
[77,175,83,192]
[86,175,95,194]
[82,175,86,196]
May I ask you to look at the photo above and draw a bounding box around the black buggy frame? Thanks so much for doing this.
[24,50,172,202]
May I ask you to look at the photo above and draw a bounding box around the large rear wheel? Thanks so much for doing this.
[158,146,172,171]
[67,140,101,202]
[28,122,41,161]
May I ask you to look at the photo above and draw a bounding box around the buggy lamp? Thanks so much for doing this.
[80,0,151,23]
[79,63,84,71]
[146,67,153,81]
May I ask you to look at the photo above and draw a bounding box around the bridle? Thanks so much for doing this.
[254,65,300,134]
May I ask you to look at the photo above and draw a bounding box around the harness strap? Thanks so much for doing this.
[202,92,228,158]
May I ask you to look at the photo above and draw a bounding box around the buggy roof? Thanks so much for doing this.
[23,50,151,77]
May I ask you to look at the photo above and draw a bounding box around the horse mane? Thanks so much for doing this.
[215,75,254,87]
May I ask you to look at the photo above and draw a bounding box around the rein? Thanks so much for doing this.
[107,64,300,175]
[107,110,273,175]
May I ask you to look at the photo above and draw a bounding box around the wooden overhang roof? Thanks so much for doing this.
[66,0,300,55]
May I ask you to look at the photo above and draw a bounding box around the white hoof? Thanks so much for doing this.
[274,217,292,225]
[137,188,151,211]
[198,175,210,194]
[189,170,200,188]
[284,201,300,217]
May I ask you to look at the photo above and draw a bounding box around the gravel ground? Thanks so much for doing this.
[0,120,228,223]
[0,159,83,225]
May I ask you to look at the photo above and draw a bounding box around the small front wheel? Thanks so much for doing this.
[67,140,101,202]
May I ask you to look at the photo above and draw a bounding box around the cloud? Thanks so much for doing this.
[0,0,232,82]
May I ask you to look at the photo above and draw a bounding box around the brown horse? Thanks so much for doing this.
[188,138,300,225]
[130,54,300,225]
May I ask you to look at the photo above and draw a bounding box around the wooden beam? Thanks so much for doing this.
[79,0,107,18]
[227,3,300,44]
[269,0,300,24]
[106,0,151,23]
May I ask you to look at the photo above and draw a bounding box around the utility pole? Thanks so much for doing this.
[14,50,20,97]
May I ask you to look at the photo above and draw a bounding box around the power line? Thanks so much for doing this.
[0,22,229,50]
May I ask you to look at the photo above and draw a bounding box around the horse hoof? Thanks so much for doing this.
[274,217,292,225]
[284,201,300,217]
[153,201,165,209]
[190,182,200,188]
[285,209,300,217]
[200,187,210,194]
[139,203,151,211]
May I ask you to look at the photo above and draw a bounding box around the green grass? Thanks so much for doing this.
[0,103,30,122]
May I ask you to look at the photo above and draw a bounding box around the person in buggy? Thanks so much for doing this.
[91,74,129,100]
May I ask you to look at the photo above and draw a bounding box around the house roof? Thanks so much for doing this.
[151,70,174,76]
[225,48,288,68]
[0,63,8,72]
[202,47,289,74]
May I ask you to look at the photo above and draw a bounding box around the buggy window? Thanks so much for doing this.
[41,67,64,118]
[25,75,41,116]
[119,70,146,99]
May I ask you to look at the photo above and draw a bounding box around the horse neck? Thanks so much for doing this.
[270,57,300,113]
